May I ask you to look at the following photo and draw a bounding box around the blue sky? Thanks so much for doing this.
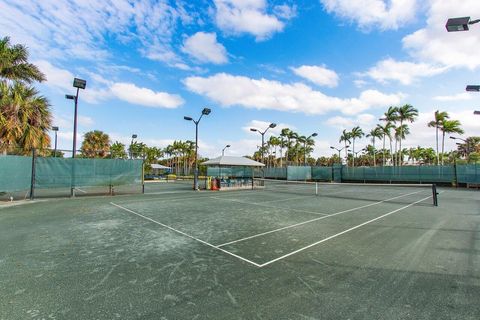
[1,0,480,157]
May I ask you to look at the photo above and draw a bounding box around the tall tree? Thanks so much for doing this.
[110,141,127,159]
[440,119,464,165]
[367,126,383,166]
[80,130,110,158]
[396,104,418,166]
[0,37,46,84]
[350,126,364,167]
[339,129,351,165]
[427,110,449,165]
[280,128,291,167]
[382,106,399,165]
[0,37,50,154]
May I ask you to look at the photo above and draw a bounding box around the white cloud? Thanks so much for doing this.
[39,61,184,108]
[184,73,405,115]
[0,1,189,67]
[110,83,184,109]
[325,114,376,129]
[214,0,294,40]
[433,93,473,102]
[182,32,228,64]
[402,0,480,70]
[361,58,447,85]
[320,0,417,30]
[291,65,339,88]
[78,116,94,127]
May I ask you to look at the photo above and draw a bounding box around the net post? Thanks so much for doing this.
[315,182,318,196]
[432,184,438,206]
[29,148,36,200]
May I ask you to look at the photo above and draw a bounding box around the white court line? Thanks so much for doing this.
[216,190,423,248]
[109,202,261,268]
[210,196,330,216]
[258,195,316,204]
[258,194,433,268]
[74,188,87,194]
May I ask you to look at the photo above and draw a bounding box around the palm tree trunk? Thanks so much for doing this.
[383,135,386,166]
[441,131,446,165]
[352,139,355,167]
[373,137,376,167]
[435,126,439,165]
[399,121,403,167]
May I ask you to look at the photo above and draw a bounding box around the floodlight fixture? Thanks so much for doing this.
[311,133,318,137]
[446,17,480,32]
[250,128,258,132]
[269,123,277,128]
[132,134,137,139]
[466,85,480,92]
[202,107,211,115]
[65,94,76,100]
[73,78,87,89]
[184,116,193,121]
[222,144,231,156]
[52,126,59,131]
[474,110,480,115]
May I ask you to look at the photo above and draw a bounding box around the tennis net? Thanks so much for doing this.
[253,178,438,206]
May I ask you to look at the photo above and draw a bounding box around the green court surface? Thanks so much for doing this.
[0,184,479,319]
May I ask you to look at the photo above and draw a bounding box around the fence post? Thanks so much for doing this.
[142,159,145,194]
[453,160,458,188]
[29,148,36,200]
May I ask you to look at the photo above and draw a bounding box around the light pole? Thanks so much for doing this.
[65,78,86,158]
[446,17,480,32]
[130,134,137,159]
[303,133,317,166]
[184,107,211,190]
[450,136,471,160]
[250,123,276,164]
[52,126,59,157]
[330,145,348,164]
[222,144,230,156]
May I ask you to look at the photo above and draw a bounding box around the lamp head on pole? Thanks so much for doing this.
[52,126,59,132]
[269,123,277,129]
[184,116,193,121]
[132,134,137,139]
[202,107,211,115]
[311,133,318,137]
[65,94,76,100]
[466,85,480,92]
[330,146,334,149]
[73,78,87,89]
[250,128,258,132]
[474,111,480,115]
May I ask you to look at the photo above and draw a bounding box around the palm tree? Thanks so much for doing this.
[441,119,464,165]
[350,126,364,167]
[377,122,394,166]
[366,126,383,166]
[0,82,51,154]
[280,128,291,166]
[80,130,110,158]
[381,106,399,165]
[394,124,410,164]
[427,110,449,165]
[110,141,127,159]
[339,129,351,165]
[0,36,46,84]
[396,104,418,166]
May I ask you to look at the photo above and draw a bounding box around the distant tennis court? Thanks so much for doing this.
[1,182,479,319]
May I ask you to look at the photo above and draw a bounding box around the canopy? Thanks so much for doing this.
[202,156,265,167]
[151,164,171,169]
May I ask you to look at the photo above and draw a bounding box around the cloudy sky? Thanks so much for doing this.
[2,0,480,157]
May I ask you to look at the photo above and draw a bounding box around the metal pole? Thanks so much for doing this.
[72,87,79,158]
[261,133,265,164]
[54,131,58,157]
[30,148,36,200]
[194,121,199,190]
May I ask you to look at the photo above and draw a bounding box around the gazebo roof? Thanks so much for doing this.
[201,156,265,167]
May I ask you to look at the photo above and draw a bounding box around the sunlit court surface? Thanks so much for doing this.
[1,181,479,319]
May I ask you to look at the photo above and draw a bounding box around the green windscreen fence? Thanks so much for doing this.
[311,167,332,181]
[341,166,455,183]
[457,164,480,184]
[0,155,32,192]
[287,166,311,181]
[0,155,142,198]
[35,158,143,188]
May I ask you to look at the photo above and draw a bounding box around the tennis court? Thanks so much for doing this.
[1,181,479,319]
